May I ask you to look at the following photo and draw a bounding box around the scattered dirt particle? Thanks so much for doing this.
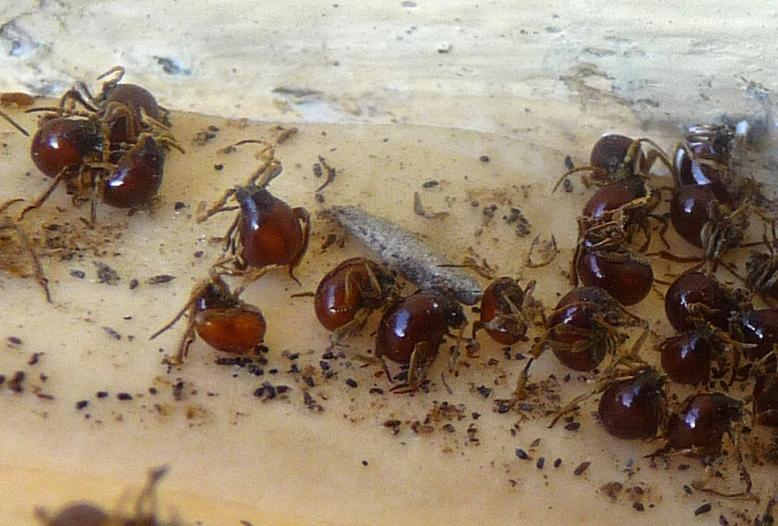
[695,503,712,516]
[94,261,120,285]
[573,461,591,476]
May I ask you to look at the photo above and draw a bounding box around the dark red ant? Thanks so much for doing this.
[659,324,750,385]
[197,141,310,289]
[664,271,749,332]
[537,286,644,372]
[314,257,398,343]
[35,466,180,526]
[550,361,666,441]
[151,274,266,365]
[731,308,778,361]
[471,277,538,346]
[35,66,170,129]
[374,289,467,391]
[652,392,754,498]
[580,175,660,250]
[666,125,754,270]
[572,214,654,306]
[553,133,671,191]
[497,287,645,411]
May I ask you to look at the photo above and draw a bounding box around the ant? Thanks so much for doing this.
[151,274,266,365]
[196,140,310,290]
[553,133,671,191]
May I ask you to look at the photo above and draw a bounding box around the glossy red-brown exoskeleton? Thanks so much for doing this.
[731,308,778,361]
[472,277,537,346]
[664,392,742,453]
[198,142,310,288]
[597,367,666,440]
[314,257,397,339]
[659,324,747,385]
[664,271,748,332]
[668,125,752,268]
[553,133,671,191]
[151,275,266,364]
[550,360,665,440]
[533,287,642,372]
[375,289,466,390]
[572,215,654,306]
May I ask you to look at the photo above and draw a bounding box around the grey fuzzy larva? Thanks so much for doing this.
[322,206,483,305]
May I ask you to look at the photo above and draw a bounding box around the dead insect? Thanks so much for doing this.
[197,141,310,289]
[151,275,266,365]
[322,205,483,305]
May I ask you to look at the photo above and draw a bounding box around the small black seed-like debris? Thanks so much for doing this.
[96,391,109,398]
[70,269,85,279]
[383,419,402,435]
[564,155,574,171]
[254,383,276,399]
[303,375,315,388]
[313,163,323,177]
[573,461,591,476]
[633,503,644,512]
[148,387,158,395]
[303,391,323,411]
[442,423,456,433]
[554,458,562,468]
[479,155,490,163]
[515,448,530,460]
[536,457,545,469]
[472,412,481,420]
[694,503,712,516]
[129,279,139,290]
[422,180,439,188]
[369,387,384,395]
[117,392,133,401]
[147,274,175,285]
[277,385,291,394]
[0,374,5,385]
[102,326,121,340]
[8,336,22,345]
[27,353,42,365]
[683,485,693,495]
[94,261,120,285]
[172,381,185,401]
[563,179,573,193]
[289,363,299,374]
[476,385,492,398]
[319,360,331,371]
[8,371,25,392]
[76,400,88,410]
[564,421,580,431]
[362,460,368,466]
[174,201,186,211]
[214,164,224,171]
[718,515,729,526]
[345,378,358,388]
[268,368,279,375]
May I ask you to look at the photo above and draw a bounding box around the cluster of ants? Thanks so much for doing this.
[506,126,778,500]
[4,67,778,511]
[1,66,183,302]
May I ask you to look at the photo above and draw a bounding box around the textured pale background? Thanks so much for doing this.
[0,1,777,525]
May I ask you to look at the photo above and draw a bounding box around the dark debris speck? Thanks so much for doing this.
[117,392,133,401]
[694,503,712,516]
